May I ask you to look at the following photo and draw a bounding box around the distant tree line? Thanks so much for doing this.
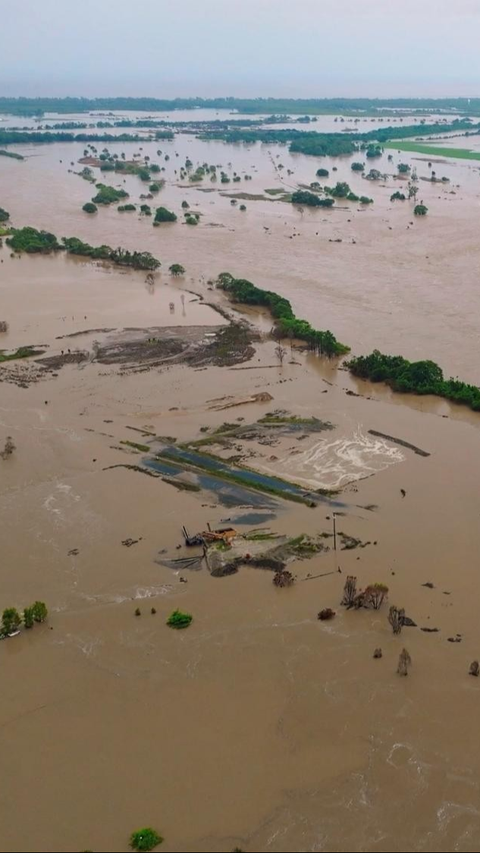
[1,96,480,116]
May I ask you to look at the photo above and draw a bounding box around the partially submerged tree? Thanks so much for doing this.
[341,575,357,606]
[153,206,177,224]
[0,321,9,333]
[364,583,389,610]
[0,207,10,223]
[169,263,185,276]
[167,609,192,629]
[469,660,479,677]
[129,827,163,851]
[32,601,48,623]
[414,203,428,216]
[0,436,15,460]
[23,606,34,629]
[275,344,287,366]
[273,569,294,588]
[1,607,21,637]
[397,648,412,676]
[82,202,97,214]
[388,605,405,635]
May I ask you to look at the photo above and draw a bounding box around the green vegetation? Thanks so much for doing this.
[149,182,161,193]
[7,227,160,270]
[324,181,351,198]
[0,149,24,160]
[390,191,406,201]
[1,601,48,638]
[118,204,137,212]
[365,144,383,158]
[92,183,129,205]
[291,190,334,208]
[0,346,42,364]
[397,163,411,173]
[82,202,97,214]
[0,129,143,145]
[169,263,185,276]
[181,200,190,209]
[1,608,21,637]
[23,606,34,629]
[7,227,60,253]
[167,610,193,629]
[0,207,10,222]
[347,349,480,412]
[351,162,365,171]
[32,601,48,622]
[3,96,480,116]
[414,204,428,215]
[140,204,152,216]
[316,168,329,177]
[129,828,163,851]
[154,207,177,224]
[216,272,348,357]
[185,213,199,225]
[239,204,247,210]
[384,141,480,161]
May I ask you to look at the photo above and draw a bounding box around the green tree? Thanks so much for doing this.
[23,606,34,629]
[154,207,177,224]
[397,163,411,173]
[169,264,185,276]
[167,609,193,629]
[181,200,189,209]
[130,827,163,851]
[31,601,48,623]
[390,191,406,201]
[0,207,9,222]
[351,162,364,171]
[82,202,97,214]
[2,607,21,636]
[414,203,428,215]
[137,167,151,181]
[316,168,329,177]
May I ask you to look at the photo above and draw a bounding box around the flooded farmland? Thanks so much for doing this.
[2,109,480,853]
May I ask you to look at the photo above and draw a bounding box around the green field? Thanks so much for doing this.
[384,140,480,160]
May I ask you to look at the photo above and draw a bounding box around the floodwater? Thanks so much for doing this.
[2,111,480,853]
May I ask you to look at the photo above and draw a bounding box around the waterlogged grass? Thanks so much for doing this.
[384,141,480,160]
[0,346,40,363]
[120,439,150,453]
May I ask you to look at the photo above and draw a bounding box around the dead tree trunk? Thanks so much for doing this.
[397,648,412,676]
[341,575,357,606]
[388,605,405,635]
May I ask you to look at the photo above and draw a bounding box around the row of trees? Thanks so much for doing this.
[6,227,160,270]
[347,349,480,411]
[1,601,47,638]
[216,272,349,357]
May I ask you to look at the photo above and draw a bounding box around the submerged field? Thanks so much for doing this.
[384,139,480,159]
[2,108,480,853]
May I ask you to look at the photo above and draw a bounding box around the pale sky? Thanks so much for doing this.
[2,0,480,98]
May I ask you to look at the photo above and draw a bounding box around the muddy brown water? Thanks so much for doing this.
[2,114,480,852]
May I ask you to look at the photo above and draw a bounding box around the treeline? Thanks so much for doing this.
[1,600,48,638]
[2,96,480,116]
[200,118,477,157]
[347,350,480,412]
[0,130,144,146]
[216,272,349,357]
[6,227,160,270]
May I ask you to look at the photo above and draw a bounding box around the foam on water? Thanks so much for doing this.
[273,428,405,489]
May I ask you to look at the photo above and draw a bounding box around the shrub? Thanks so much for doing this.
[32,601,48,623]
[167,609,193,629]
[0,207,10,222]
[414,203,428,216]
[390,191,406,201]
[0,320,9,333]
[23,606,34,629]
[2,607,21,636]
[154,207,177,224]
[92,184,128,205]
[169,264,185,276]
[291,190,334,208]
[185,214,199,225]
[118,204,137,212]
[239,204,246,211]
[181,200,190,209]
[316,168,329,177]
[82,202,97,214]
[351,162,364,171]
[149,183,161,193]
[129,827,163,851]
[398,163,411,173]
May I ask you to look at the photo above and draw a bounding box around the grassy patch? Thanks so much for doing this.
[384,141,480,160]
[120,440,150,453]
[0,346,43,363]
